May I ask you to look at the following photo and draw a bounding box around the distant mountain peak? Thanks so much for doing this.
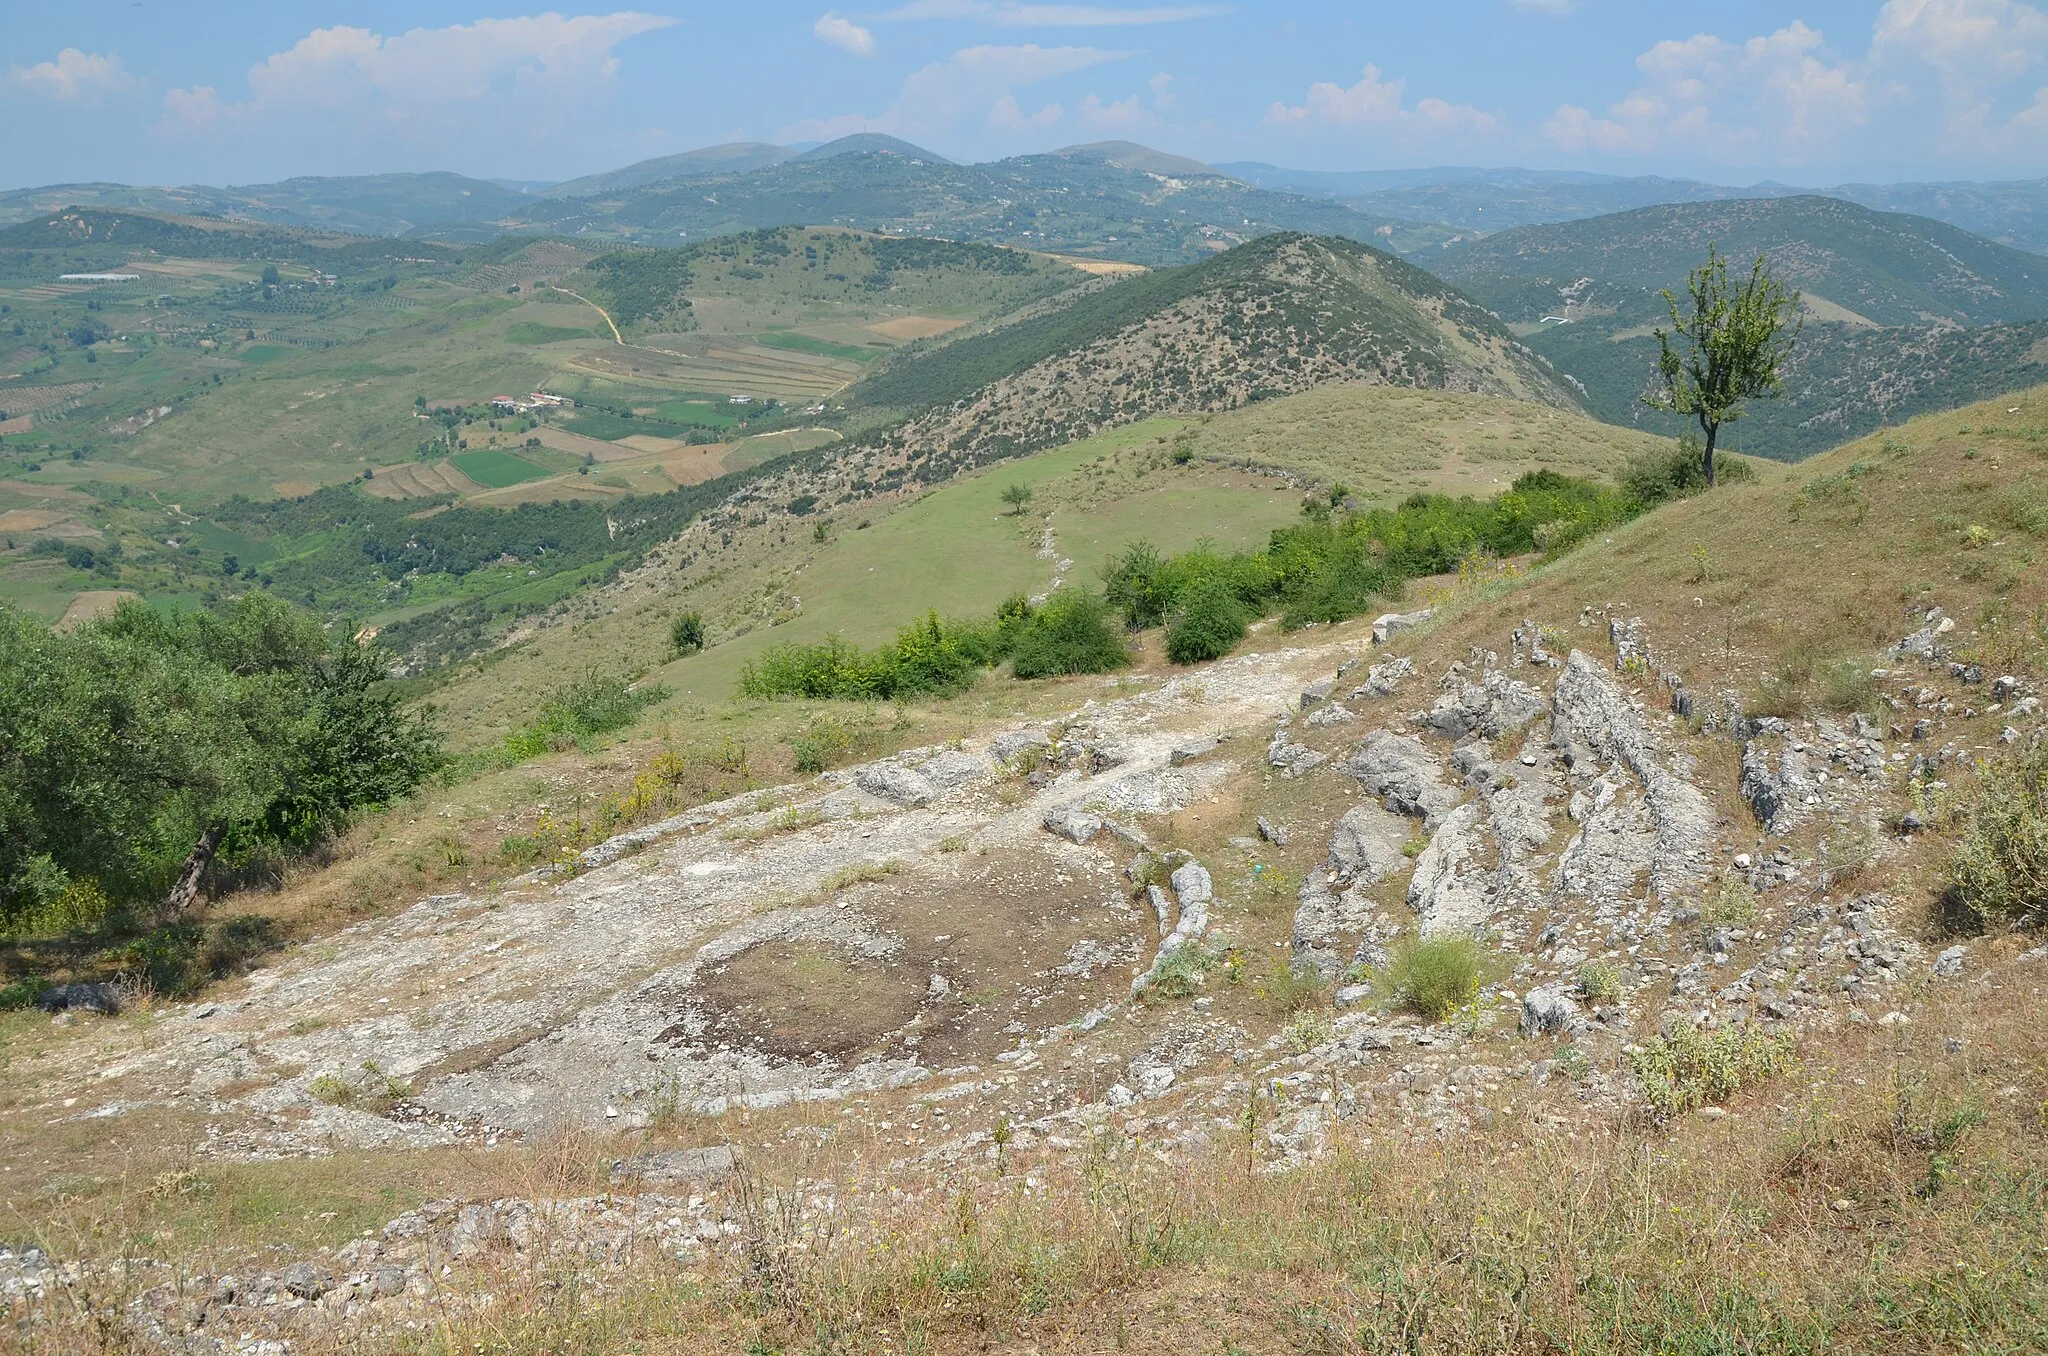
[795,135,951,165]
[1046,142,1220,178]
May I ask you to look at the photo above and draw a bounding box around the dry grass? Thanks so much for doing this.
[17,953,2044,1354]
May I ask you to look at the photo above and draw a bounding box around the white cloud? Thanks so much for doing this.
[881,2,1227,26]
[988,94,1065,130]
[157,12,675,141]
[4,49,135,104]
[779,42,1124,147]
[1149,70,1176,108]
[1543,3,2048,170]
[1078,92,1151,129]
[1869,0,2048,152]
[1264,65,1499,140]
[814,12,877,56]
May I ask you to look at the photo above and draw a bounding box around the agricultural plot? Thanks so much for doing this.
[449,449,553,488]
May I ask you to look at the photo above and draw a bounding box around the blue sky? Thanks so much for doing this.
[6,2,2048,189]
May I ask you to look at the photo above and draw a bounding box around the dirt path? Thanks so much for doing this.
[549,286,622,344]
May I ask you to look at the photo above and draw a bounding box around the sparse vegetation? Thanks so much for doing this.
[1628,1022,1794,1119]
[1949,735,2048,928]
[1381,935,1483,1019]
[1577,958,1626,1005]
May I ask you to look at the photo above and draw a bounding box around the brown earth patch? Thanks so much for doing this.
[0,509,63,533]
[684,845,1141,1067]
[270,480,321,497]
[55,589,139,630]
[866,314,971,341]
[533,424,636,462]
[0,415,30,435]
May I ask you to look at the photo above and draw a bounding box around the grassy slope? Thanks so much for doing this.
[7,388,2048,1354]
[427,386,1665,743]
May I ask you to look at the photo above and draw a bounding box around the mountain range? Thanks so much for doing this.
[11,140,2048,262]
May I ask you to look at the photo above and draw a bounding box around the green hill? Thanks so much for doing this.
[544,143,798,198]
[1435,195,2048,327]
[841,232,1579,480]
[558,226,1080,334]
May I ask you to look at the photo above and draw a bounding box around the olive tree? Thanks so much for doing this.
[1645,247,1802,486]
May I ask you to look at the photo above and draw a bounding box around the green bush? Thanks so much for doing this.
[1383,935,1483,1019]
[670,611,705,655]
[1619,436,1756,506]
[1009,589,1128,679]
[1628,1023,1793,1119]
[1165,576,1251,664]
[740,612,998,701]
[1577,959,1626,1005]
[1949,737,2048,928]
[0,971,45,1010]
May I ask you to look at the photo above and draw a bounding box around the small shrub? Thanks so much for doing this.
[790,713,887,773]
[670,611,705,655]
[1148,943,1215,999]
[0,972,46,1010]
[1009,589,1129,679]
[1382,935,1482,1020]
[1816,658,1878,714]
[1260,962,1331,1014]
[309,1072,356,1106]
[1165,576,1250,664]
[1577,959,1626,1005]
[1286,1008,1334,1052]
[1702,875,1758,927]
[1628,1023,1793,1119]
[309,1061,414,1113]
[1949,737,2048,928]
[822,861,900,892]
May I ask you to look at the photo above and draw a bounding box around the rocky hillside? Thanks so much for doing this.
[848,232,1580,482]
[7,387,2047,1352]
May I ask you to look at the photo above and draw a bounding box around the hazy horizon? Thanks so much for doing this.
[8,2,2048,192]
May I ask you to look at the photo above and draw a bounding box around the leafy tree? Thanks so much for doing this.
[260,265,280,287]
[0,597,442,924]
[1000,483,1035,516]
[670,611,705,655]
[1645,247,1802,486]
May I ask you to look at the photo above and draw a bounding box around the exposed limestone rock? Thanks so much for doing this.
[1291,802,1412,974]
[1358,655,1414,698]
[1326,803,1412,884]
[856,762,938,807]
[1549,651,1715,900]
[1340,730,1462,828]
[1044,807,1105,844]
[1133,861,1215,995]
[1406,802,1496,936]
[1372,609,1433,645]
[1739,739,1811,830]
[1267,731,1326,778]
[1415,671,1548,741]
[1521,985,1584,1036]
[1610,617,1652,671]
[990,729,1052,767]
